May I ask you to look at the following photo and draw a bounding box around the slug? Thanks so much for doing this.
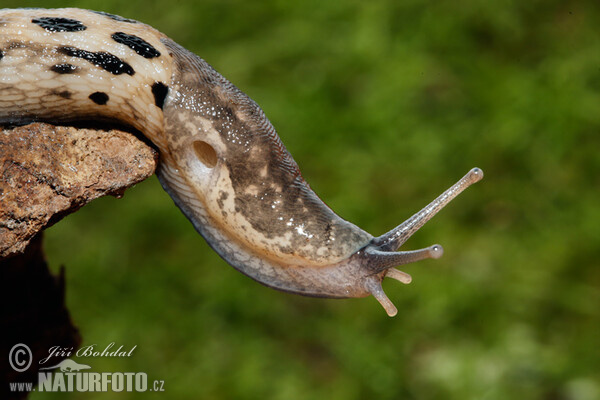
[0,8,483,316]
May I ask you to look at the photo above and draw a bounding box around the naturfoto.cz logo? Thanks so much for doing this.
[8,343,165,393]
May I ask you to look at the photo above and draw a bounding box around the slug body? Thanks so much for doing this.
[0,8,482,316]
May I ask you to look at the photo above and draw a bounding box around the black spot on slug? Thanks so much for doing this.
[0,50,3,60]
[91,11,138,24]
[49,89,72,99]
[89,92,109,105]
[151,82,168,109]
[32,17,87,32]
[50,63,78,74]
[111,32,161,59]
[58,46,135,76]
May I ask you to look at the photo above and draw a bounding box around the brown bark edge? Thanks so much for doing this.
[0,123,158,258]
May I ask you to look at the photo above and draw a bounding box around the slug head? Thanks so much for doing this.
[323,167,483,316]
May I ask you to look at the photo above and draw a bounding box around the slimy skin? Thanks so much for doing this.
[0,8,483,316]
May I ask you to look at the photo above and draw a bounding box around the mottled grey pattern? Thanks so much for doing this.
[161,38,372,263]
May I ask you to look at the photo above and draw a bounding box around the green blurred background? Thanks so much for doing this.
[7,0,599,398]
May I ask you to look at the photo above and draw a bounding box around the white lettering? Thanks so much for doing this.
[112,372,124,392]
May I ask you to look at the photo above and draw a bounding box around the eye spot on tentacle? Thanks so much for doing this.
[58,46,135,76]
[111,32,161,59]
[91,11,138,24]
[151,82,168,109]
[193,141,218,168]
[32,17,87,32]
[50,63,79,74]
[89,92,109,105]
